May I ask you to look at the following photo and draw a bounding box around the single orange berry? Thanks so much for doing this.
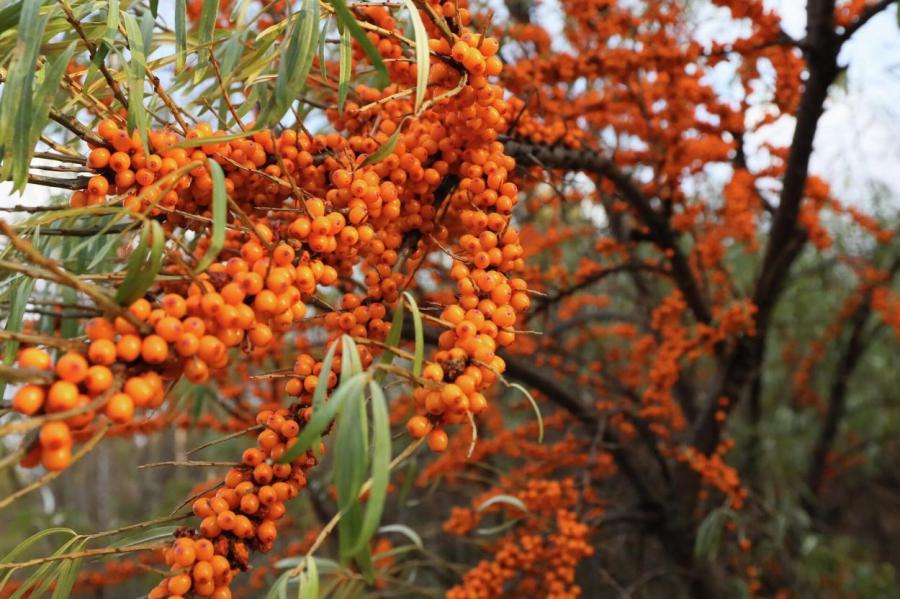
[18,347,51,369]
[427,429,449,452]
[12,384,45,415]
[56,352,89,383]
[105,392,135,423]
[39,421,72,450]
[406,415,432,439]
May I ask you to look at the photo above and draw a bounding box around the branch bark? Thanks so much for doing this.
[501,136,712,325]
[692,0,841,455]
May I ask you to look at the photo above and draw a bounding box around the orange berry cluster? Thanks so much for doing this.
[149,406,313,599]
[12,346,163,470]
[446,508,594,599]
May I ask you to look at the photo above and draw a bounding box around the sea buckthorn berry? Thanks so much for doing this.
[193,498,213,518]
[193,561,214,585]
[47,381,79,412]
[56,352,89,383]
[87,175,109,196]
[168,573,192,595]
[117,334,142,362]
[407,415,432,439]
[211,586,232,599]
[195,539,215,561]
[124,376,154,407]
[41,446,72,471]
[105,392,135,423]
[242,447,265,467]
[88,147,110,169]
[13,384,45,415]
[257,520,277,544]
[155,316,183,342]
[18,347,51,369]
[39,422,72,450]
[172,538,197,567]
[88,339,117,365]
[109,151,131,172]
[84,365,113,394]
[142,334,169,364]
[427,429,449,452]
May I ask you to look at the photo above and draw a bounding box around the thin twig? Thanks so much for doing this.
[186,425,263,456]
[0,330,84,351]
[138,460,243,469]
[0,543,166,570]
[0,220,146,332]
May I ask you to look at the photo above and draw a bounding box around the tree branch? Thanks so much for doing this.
[839,0,896,42]
[501,135,712,325]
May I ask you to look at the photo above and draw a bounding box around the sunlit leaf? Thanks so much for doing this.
[403,291,424,376]
[476,494,528,514]
[198,0,220,47]
[194,158,227,273]
[402,0,429,111]
[337,23,351,112]
[175,0,187,71]
[279,372,366,464]
[123,13,150,154]
[330,0,388,88]
[361,125,402,167]
[510,383,544,442]
[115,220,165,305]
[346,380,391,556]
[269,0,318,126]
[0,1,50,191]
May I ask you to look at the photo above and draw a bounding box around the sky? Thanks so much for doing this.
[1,1,899,213]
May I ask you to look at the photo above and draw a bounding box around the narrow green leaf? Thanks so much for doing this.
[377,524,423,550]
[375,300,405,382]
[0,1,50,191]
[317,19,329,80]
[84,0,119,89]
[123,13,150,154]
[150,0,159,18]
[265,572,289,599]
[114,221,165,305]
[50,538,88,599]
[279,372,366,464]
[695,507,729,560]
[29,42,76,151]
[175,0,187,70]
[334,359,369,563]
[298,556,319,599]
[8,536,82,599]
[361,125,402,167]
[346,381,391,557]
[0,277,34,399]
[0,529,75,589]
[510,383,544,442]
[194,159,227,273]
[173,129,258,149]
[337,23,351,112]
[114,223,150,304]
[402,0,429,111]
[330,0,388,88]
[198,0,221,46]
[268,0,318,126]
[476,494,528,513]
[402,291,424,376]
[312,339,340,409]
[340,335,362,380]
